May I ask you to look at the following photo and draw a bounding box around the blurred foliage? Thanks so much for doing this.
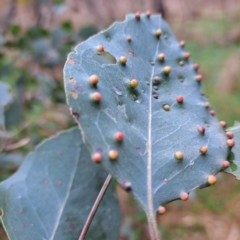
[0,21,98,151]
[0,1,98,193]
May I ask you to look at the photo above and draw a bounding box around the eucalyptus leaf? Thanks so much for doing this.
[64,13,229,227]
[224,122,240,179]
[0,128,121,240]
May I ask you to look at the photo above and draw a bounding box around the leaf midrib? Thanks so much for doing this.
[147,17,161,227]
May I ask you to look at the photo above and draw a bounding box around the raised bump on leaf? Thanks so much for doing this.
[220,121,227,128]
[198,126,205,134]
[92,153,102,163]
[176,95,184,103]
[200,146,208,155]
[184,52,190,59]
[109,150,118,160]
[96,45,104,54]
[91,92,102,102]
[179,40,185,48]
[146,10,151,17]
[157,206,166,215]
[163,66,171,75]
[158,53,165,61]
[196,75,203,82]
[193,63,199,70]
[129,79,138,88]
[163,104,170,111]
[135,12,140,20]
[89,75,99,85]
[226,131,234,139]
[121,181,132,191]
[174,151,184,161]
[155,29,162,37]
[153,76,160,83]
[208,175,217,185]
[227,139,235,148]
[127,36,132,42]
[222,160,230,168]
[204,102,210,108]
[209,110,215,116]
[115,132,124,142]
[179,61,184,66]
[119,56,127,65]
[180,192,189,201]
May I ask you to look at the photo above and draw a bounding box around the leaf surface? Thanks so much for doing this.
[224,122,240,179]
[0,128,121,240]
[64,13,229,217]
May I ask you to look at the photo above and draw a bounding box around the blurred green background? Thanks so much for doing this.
[0,0,240,239]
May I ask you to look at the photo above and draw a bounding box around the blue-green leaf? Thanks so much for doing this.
[63,13,229,224]
[224,122,240,179]
[0,128,121,240]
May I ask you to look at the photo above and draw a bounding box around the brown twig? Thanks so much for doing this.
[78,174,112,240]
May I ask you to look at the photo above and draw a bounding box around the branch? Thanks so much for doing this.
[79,174,112,240]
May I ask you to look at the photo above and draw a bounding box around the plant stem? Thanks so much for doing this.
[148,214,160,240]
[78,174,112,240]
